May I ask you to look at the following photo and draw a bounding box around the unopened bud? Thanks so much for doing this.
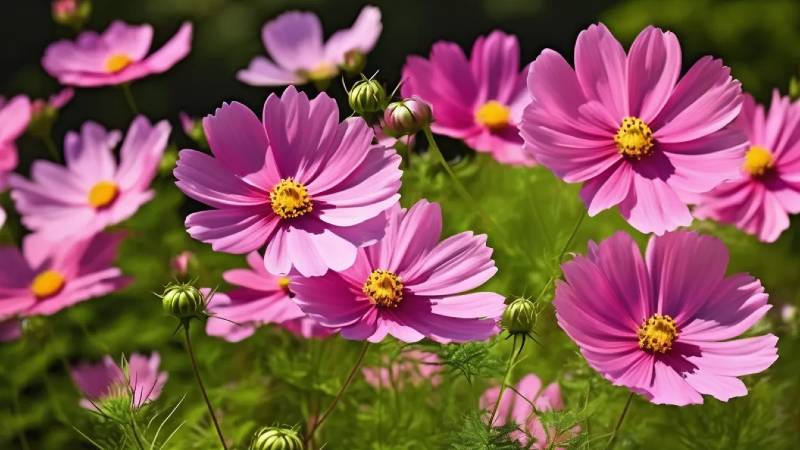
[341,50,367,76]
[160,282,206,321]
[250,426,304,450]
[383,97,433,137]
[348,78,387,117]
[52,0,91,31]
[502,297,537,335]
[179,112,208,149]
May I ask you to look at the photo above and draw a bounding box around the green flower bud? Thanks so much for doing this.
[160,282,206,320]
[348,78,388,116]
[250,426,304,450]
[383,97,433,137]
[341,50,367,76]
[502,297,537,335]
[52,0,92,31]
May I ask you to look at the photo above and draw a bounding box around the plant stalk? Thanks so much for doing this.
[183,324,228,450]
[604,392,634,450]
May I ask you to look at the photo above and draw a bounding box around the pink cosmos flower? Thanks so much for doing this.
[42,21,192,87]
[554,231,778,406]
[238,6,381,87]
[0,231,130,318]
[32,88,74,114]
[694,91,800,242]
[170,251,193,276]
[0,95,32,191]
[362,350,442,389]
[481,374,572,448]
[291,199,505,343]
[402,31,533,166]
[205,251,333,342]
[521,24,746,235]
[71,352,167,410]
[174,86,401,276]
[10,117,170,240]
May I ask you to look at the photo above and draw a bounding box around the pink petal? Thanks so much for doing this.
[140,22,193,73]
[237,56,304,86]
[324,5,382,63]
[261,12,325,72]
[185,207,279,254]
[102,21,154,62]
[626,26,681,122]
[618,172,693,235]
[574,23,628,121]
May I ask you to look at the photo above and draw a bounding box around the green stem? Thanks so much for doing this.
[534,210,586,302]
[305,341,370,444]
[121,83,139,115]
[604,392,634,450]
[487,334,523,430]
[12,387,31,450]
[42,135,61,162]
[129,414,146,450]
[183,324,228,450]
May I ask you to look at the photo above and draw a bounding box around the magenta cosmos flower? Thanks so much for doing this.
[554,231,778,406]
[174,86,401,276]
[694,91,800,242]
[402,31,533,166]
[362,350,442,389]
[71,352,167,410]
[237,6,381,87]
[291,199,505,343]
[10,117,170,240]
[481,374,571,448]
[0,95,32,191]
[0,231,130,318]
[42,21,192,87]
[205,251,333,342]
[521,24,746,234]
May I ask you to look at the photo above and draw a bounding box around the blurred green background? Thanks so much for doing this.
[1,0,799,449]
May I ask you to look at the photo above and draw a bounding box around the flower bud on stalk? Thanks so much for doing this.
[52,0,91,31]
[160,282,206,322]
[341,50,367,76]
[502,296,537,337]
[348,78,388,119]
[383,97,433,137]
[249,426,304,450]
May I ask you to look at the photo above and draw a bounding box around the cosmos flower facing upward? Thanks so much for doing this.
[402,31,533,166]
[521,24,746,234]
[237,6,382,87]
[694,91,800,242]
[205,251,333,342]
[0,232,130,318]
[0,95,32,191]
[291,199,506,343]
[10,117,169,240]
[174,86,402,276]
[42,20,192,87]
[554,231,778,406]
[71,352,168,410]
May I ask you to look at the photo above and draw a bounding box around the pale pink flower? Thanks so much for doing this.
[0,95,32,191]
[71,352,167,410]
[362,350,442,389]
[170,251,193,276]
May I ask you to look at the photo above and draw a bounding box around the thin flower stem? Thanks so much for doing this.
[42,135,61,162]
[604,392,634,450]
[535,210,586,302]
[487,334,523,430]
[182,324,228,450]
[121,83,140,115]
[305,341,370,444]
[12,387,31,450]
[130,415,146,450]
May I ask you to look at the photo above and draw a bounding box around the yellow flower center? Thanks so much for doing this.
[362,270,404,308]
[475,100,511,130]
[104,53,133,73]
[88,181,119,209]
[637,314,678,354]
[742,146,774,177]
[301,63,338,82]
[614,116,655,159]
[31,270,66,299]
[270,178,312,219]
[278,276,291,294]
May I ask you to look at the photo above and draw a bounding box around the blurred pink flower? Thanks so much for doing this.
[32,88,74,115]
[0,318,21,342]
[238,6,381,87]
[521,24,746,235]
[42,21,192,87]
[0,206,5,231]
[0,231,130,318]
[0,95,32,191]
[10,117,170,240]
[174,86,401,276]
[205,252,333,342]
[481,374,572,448]
[362,350,442,389]
[694,91,800,242]
[170,250,193,275]
[71,352,167,410]
[292,199,505,343]
[554,231,778,406]
[402,31,533,166]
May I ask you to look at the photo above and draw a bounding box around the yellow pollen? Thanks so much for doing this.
[475,100,511,130]
[270,178,313,219]
[87,181,119,209]
[614,116,655,159]
[278,277,291,293]
[637,314,678,354]
[31,270,66,299]
[302,63,338,82]
[363,270,404,308]
[104,53,133,73]
[742,146,774,177]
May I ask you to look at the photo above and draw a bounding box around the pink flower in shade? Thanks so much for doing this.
[520,24,747,235]
[481,374,573,448]
[42,21,192,87]
[0,319,21,343]
[694,91,800,242]
[237,6,381,87]
[205,252,333,342]
[554,231,778,406]
[32,88,74,115]
[0,231,130,319]
[170,251,193,276]
[174,86,401,276]
[0,206,5,230]
[401,31,534,166]
[0,95,32,191]
[10,117,170,240]
[71,353,167,410]
[362,350,442,389]
[291,199,506,343]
